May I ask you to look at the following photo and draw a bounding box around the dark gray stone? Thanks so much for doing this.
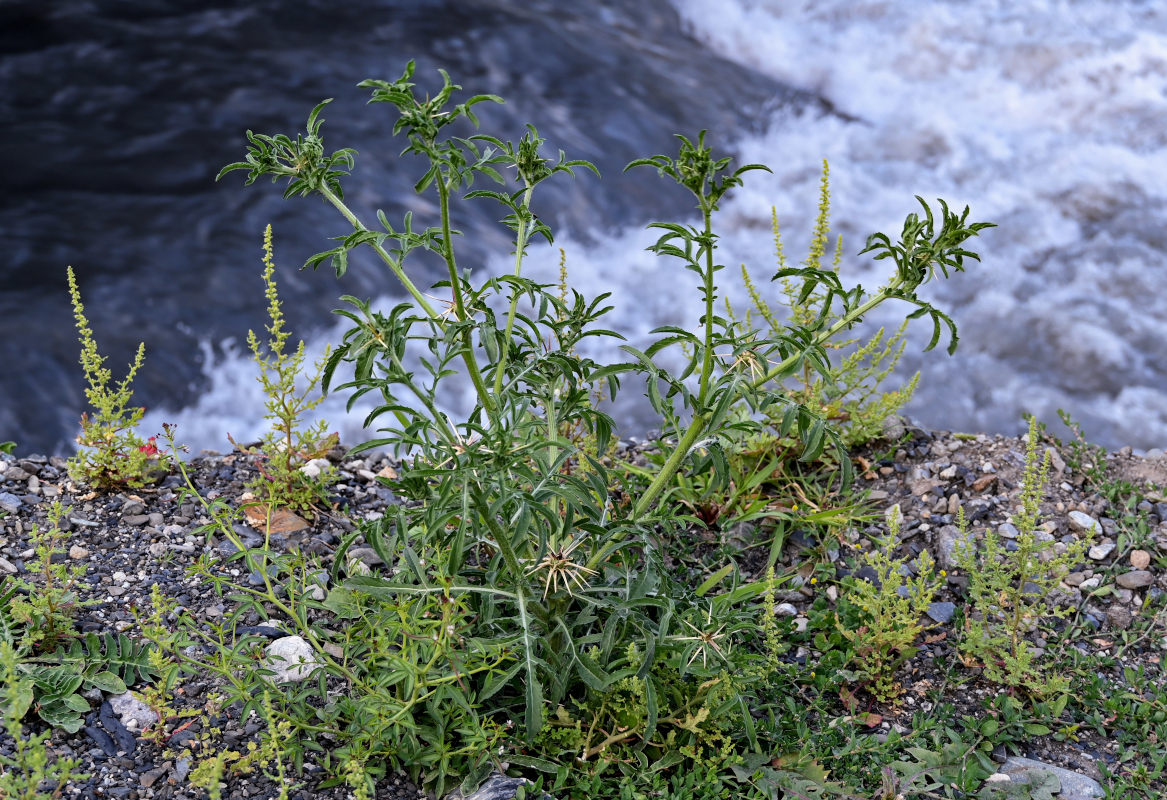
[926,601,956,624]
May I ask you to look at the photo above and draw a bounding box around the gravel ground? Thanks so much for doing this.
[1,421,1166,798]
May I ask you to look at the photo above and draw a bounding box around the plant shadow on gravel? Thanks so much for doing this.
[10,59,1167,800]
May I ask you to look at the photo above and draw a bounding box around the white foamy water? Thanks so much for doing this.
[648,0,1167,449]
[147,1,1167,454]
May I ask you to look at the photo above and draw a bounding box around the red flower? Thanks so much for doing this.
[139,436,159,456]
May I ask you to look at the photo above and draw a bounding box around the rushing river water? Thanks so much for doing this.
[3,0,1166,454]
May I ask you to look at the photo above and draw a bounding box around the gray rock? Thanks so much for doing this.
[997,522,1019,539]
[1116,570,1154,589]
[774,603,798,617]
[1068,511,1102,536]
[1088,540,1115,561]
[995,756,1103,799]
[937,525,974,571]
[347,546,384,566]
[1079,576,1102,592]
[444,772,553,800]
[1106,606,1133,630]
[0,557,15,574]
[108,691,160,732]
[926,601,956,624]
[0,492,22,513]
[1044,447,1067,476]
[3,466,30,482]
[265,636,320,682]
[122,514,151,526]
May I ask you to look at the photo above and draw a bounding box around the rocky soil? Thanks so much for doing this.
[0,421,1165,799]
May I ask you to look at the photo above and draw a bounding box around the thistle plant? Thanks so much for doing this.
[837,507,940,702]
[66,266,169,489]
[234,224,337,517]
[954,415,1090,695]
[215,61,990,794]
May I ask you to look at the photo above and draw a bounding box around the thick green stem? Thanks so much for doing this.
[697,206,716,405]
[493,184,534,397]
[632,411,708,521]
[317,185,438,320]
[584,411,710,572]
[436,180,497,417]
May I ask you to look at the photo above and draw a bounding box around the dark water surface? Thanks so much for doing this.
[0,0,831,454]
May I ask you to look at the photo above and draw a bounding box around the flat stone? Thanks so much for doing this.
[925,601,955,624]
[997,522,1019,539]
[109,691,160,732]
[347,546,384,566]
[0,557,15,574]
[139,766,168,788]
[1068,511,1102,536]
[1088,540,1115,561]
[971,474,997,492]
[1079,576,1102,592]
[444,772,552,800]
[3,466,30,482]
[1130,549,1151,569]
[774,603,798,617]
[1116,570,1154,589]
[1107,607,1133,630]
[936,524,974,571]
[0,492,22,512]
[997,756,1103,799]
[1044,447,1067,476]
[265,636,321,682]
[122,514,151,526]
[1063,572,1086,587]
[68,545,90,560]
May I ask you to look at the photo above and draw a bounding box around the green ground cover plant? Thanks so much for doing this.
[731,160,920,447]
[65,267,170,490]
[231,223,337,517]
[837,507,941,702]
[955,416,1091,696]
